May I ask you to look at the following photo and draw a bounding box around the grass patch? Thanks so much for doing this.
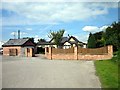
[94,59,118,88]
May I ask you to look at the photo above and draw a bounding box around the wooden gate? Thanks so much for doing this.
[9,49,18,56]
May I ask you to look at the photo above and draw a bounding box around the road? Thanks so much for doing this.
[2,56,101,88]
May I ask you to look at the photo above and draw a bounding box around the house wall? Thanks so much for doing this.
[63,42,71,49]
[83,45,86,48]
[45,45,113,60]
[24,46,35,57]
[3,46,21,56]
[69,38,75,42]
[3,46,34,57]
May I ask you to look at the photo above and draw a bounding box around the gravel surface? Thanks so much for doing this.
[2,56,101,88]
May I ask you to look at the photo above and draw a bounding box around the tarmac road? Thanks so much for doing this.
[2,56,101,88]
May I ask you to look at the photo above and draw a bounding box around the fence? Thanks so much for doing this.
[45,45,113,60]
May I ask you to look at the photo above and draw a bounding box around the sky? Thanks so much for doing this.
[0,1,119,45]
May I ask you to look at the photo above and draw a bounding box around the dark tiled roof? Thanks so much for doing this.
[2,38,29,46]
[48,36,87,45]
[37,41,53,45]
[49,37,69,44]
[60,37,69,43]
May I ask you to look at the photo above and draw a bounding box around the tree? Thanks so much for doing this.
[104,22,120,51]
[88,21,120,51]
[38,38,46,42]
[48,29,65,48]
[87,33,96,48]
[94,31,104,48]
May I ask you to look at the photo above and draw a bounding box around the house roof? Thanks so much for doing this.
[49,37,69,44]
[38,36,87,46]
[49,36,87,45]
[63,36,87,45]
[60,37,69,43]
[2,38,33,46]
[37,41,53,45]
[68,36,80,43]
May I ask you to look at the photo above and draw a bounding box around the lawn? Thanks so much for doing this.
[94,59,118,88]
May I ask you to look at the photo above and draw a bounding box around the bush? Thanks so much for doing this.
[117,50,120,62]
[112,50,120,63]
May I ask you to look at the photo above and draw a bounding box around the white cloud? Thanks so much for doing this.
[34,35,39,43]
[100,25,108,31]
[64,31,68,36]
[1,2,118,25]
[11,32,27,35]
[82,26,99,32]
[10,31,27,38]
[82,25,108,32]
[1,0,119,3]
[74,34,89,43]
[26,28,32,31]
[0,41,5,48]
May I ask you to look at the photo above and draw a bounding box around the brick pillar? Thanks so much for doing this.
[108,45,113,57]
[45,47,47,57]
[49,47,52,60]
[25,48,27,57]
[74,47,78,60]
[30,48,32,57]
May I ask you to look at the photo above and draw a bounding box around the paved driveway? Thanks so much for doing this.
[2,56,101,88]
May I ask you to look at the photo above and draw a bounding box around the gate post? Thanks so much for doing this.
[45,47,47,57]
[74,47,78,60]
[49,47,52,60]
[108,45,113,57]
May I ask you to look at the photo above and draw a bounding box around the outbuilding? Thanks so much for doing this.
[2,38,35,57]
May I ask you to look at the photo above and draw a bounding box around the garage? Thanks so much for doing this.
[2,38,35,57]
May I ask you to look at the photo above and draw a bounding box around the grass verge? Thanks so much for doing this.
[94,59,118,88]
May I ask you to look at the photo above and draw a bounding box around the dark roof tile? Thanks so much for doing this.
[2,38,29,46]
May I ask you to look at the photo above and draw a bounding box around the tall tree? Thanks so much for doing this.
[48,29,65,47]
[87,33,96,48]
[94,31,104,48]
[104,22,120,51]
[88,21,120,51]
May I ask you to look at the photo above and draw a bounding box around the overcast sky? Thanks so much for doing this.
[1,1,119,43]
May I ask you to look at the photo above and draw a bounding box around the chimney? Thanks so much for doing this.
[18,30,20,39]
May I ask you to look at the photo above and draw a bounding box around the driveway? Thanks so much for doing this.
[2,56,101,88]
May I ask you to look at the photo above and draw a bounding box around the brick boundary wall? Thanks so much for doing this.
[45,45,113,60]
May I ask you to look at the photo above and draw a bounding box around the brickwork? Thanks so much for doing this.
[3,46,34,57]
[3,46,21,56]
[52,54,74,60]
[45,45,113,60]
